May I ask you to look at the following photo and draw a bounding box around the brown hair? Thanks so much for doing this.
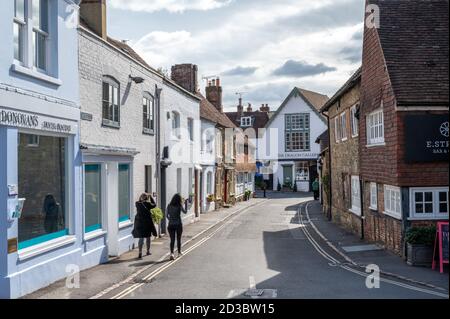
[139,193,148,202]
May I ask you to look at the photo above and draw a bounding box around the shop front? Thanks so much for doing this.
[0,102,80,299]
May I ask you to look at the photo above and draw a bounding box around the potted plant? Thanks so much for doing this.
[206,194,215,203]
[244,189,252,201]
[405,226,436,267]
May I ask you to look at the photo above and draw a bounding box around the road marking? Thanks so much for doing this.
[107,200,268,300]
[299,202,449,299]
[249,276,256,290]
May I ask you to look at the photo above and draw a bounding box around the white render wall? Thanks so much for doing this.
[264,92,327,191]
[200,119,216,213]
[160,81,201,223]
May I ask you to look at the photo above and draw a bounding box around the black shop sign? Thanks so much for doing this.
[404,115,449,163]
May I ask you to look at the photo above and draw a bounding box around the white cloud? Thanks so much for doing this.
[127,0,364,108]
[109,0,232,13]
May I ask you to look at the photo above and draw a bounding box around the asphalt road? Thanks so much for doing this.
[111,193,446,299]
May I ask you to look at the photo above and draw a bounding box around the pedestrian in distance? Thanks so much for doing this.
[132,193,158,259]
[312,177,320,201]
[167,193,187,260]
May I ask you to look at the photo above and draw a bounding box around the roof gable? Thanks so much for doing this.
[265,87,328,128]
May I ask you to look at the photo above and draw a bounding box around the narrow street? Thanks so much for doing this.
[96,193,447,300]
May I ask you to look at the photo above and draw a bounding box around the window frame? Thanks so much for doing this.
[142,92,155,135]
[118,163,132,223]
[367,108,385,146]
[285,113,310,152]
[187,118,194,142]
[334,116,340,143]
[340,111,348,141]
[102,76,121,128]
[240,116,252,127]
[409,187,449,220]
[383,185,402,220]
[350,104,359,137]
[350,176,361,215]
[369,182,378,210]
[171,111,181,139]
[83,163,103,234]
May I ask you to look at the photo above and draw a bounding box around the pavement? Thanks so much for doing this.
[23,192,448,299]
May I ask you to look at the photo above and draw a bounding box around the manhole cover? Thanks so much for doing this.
[244,289,264,297]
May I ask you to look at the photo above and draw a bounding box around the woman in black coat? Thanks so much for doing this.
[133,193,158,259]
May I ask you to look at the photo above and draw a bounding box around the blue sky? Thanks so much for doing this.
[107,0,364,111]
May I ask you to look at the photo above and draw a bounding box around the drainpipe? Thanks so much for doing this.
[155,85,163,235]
[322,112,333,221]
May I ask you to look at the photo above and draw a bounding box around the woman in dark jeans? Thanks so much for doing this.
[167,194,187,260]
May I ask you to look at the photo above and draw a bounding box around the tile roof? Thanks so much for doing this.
[199,94,236,128]
[321,67,362,112]
[297,88,330,112]
[225,110,270,131]
[370,0,449,105]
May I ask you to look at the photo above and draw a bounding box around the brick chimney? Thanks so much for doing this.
[171,64,198,94]
[260,103,270,113]
[237,97,244,115]
[80,0,107,40]
[247,103,253,112]
[206,77,223,112]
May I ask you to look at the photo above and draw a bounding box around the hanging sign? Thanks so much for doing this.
[432,222,449,273]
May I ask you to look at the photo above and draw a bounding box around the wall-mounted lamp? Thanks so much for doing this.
[129,75,145,84]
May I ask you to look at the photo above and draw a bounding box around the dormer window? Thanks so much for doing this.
[240,116,252,127]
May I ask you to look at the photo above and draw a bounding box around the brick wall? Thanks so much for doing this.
[328,83,362,235]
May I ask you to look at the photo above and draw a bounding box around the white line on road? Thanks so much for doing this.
[249,276,256,290]
[108,200,268,300]
[300,202,449,299]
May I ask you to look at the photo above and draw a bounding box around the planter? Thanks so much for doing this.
[406,243,433,267]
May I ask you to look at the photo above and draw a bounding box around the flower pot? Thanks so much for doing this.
[406,243,433,267]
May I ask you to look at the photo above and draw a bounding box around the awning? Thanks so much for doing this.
[194,165,202,170]
[80,143,140,157]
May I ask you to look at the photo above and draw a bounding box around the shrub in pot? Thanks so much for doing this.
[405,226,436,267]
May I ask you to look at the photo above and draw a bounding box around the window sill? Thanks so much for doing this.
[143,128,155,136]
[11,63,62,86]
[369,206,378,211]
[18,235,76,261]
[349,208,362,216]
[351,134,359,138]
[102,120,121,129]
[366,142,386,148]
[84,229,107,241]
[408,216,449,221]
[119,220,133,229]
[382,210,402,220]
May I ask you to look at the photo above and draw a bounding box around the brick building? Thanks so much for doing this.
[321,68,362,236]
[359,0,449,255]
[315,131,330,217]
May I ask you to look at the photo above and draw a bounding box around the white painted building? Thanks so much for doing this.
[262,88,328,192]
[199,118,216,213]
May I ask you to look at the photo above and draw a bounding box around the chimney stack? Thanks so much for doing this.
[237,97,243,114]
[205,77,223,112]
[80,0,107,40]
[260,103,270,113]
[171,64,198,94]
[247,103,253,112]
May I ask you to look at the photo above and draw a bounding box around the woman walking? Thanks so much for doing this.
[167,194,187,260]
[132,193,158,259]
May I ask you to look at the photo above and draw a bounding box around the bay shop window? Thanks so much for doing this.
[18,133,69,250]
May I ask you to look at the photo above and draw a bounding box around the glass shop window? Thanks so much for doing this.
[118,164,131,222]
[18,133,68,250]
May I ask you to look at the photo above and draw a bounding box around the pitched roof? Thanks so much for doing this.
[321,67,362,112]
[369,0,449,106]
[225,110,270,131]
[265,87,329,128]
[297,88,330,112]
[198,94,236,128]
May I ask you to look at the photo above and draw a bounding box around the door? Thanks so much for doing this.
[105,162,119,257]
[283,165,293,187]
[194,170,199,217]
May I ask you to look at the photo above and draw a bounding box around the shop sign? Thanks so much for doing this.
[7,238,18,254]
[404,115,449,163]
[0,107,76,134]
[278,152,319,159]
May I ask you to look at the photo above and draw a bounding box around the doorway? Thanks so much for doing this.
[282,165,293,186]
